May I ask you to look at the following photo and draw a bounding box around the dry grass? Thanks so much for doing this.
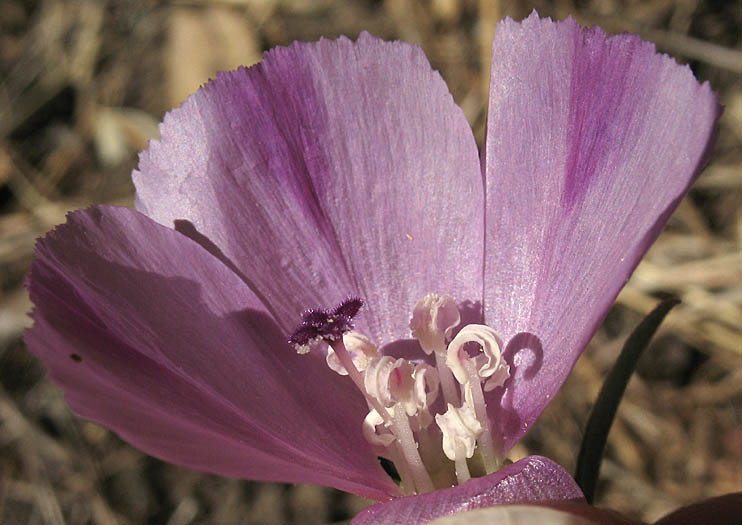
[1,0,740,523]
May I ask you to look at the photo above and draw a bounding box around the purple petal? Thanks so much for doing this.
[134,33,483,345]
[482,13,719,450]
[25,206,398,500]
[352,456,583,524]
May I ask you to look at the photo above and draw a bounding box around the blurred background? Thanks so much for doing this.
[0,0,740,523]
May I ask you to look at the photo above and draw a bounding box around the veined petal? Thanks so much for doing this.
[134,33,483,345]
[482,13,719,450]
[352,456,583,524]
[25,206,398,500]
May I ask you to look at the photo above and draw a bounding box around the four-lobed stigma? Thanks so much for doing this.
[289,293,510,495]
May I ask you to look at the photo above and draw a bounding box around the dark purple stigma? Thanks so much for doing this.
[332,297,363,319]
[288,297,364,350]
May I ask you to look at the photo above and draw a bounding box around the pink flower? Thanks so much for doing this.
[25,12,718,521]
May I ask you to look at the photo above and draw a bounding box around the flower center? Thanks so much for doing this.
[288,294,510,495]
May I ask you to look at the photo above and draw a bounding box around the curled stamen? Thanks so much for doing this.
[445,324,509,387]
[410,294,461,354]
[410,294,461,407]
[411,363,440,427]
[364,356,415,410]
[412,364,439,412]
[436,402,481,458]
[445,324,509,473]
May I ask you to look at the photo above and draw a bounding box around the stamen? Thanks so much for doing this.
[411,363,439,418]
[483,365,510,392]
[435,402,481,484]
[405,363,440,431]
[446,325,509,473]
[410,294,461,407]
[410,294,461,354]
[362,357,436,493]
[445,324,508,386]
[364,356,414,410]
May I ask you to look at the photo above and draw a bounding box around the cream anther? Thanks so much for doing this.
[412,363,440,413]
[409,363,440,426]
[364,356,414,409]
[435,402,482,461]
[446,324,509,386]
[363,409,395,447]
[410,294,461,354]
[326,331,378,376]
